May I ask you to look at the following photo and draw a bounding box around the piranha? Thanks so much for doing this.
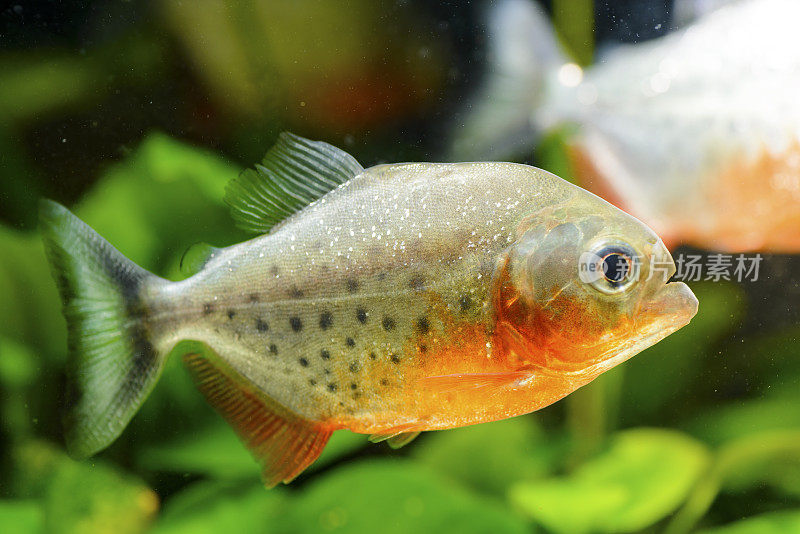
[41,133,697,487]
[452,0,800,252]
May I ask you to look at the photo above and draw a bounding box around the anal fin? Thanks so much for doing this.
[182,351,331,487]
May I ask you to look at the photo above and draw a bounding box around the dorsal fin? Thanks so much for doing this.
[224,132,364,234]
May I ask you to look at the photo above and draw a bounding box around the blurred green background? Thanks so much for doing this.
[1,1,800,533]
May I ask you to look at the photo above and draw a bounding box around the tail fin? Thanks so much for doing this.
[39,200,169,458]
[449,0,566,160]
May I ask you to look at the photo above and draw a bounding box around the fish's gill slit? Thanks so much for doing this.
[540,280,576,311]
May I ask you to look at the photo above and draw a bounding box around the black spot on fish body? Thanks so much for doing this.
[309,379,317,386]
[382,317,396,331]
[269,344,278,355]
[419,344,428,353]
[248,293,260,303]
[202,303,214,315]
[227,309,236,320]
[409,275,425,291]
[256,319,269,332]
[380,378,389,386]
[349,361,360,373]
[320,349,331,360]
[319,311,333,330]
[356,308,368,324]
[327,383,338,392]
[459,295,473,311]
[346,278,359,293]
[416,317,430,334]
[345,337,355,347]
[350,383,357,390]
[377,272,387,281]
[390,354,400,364]
[369,352,377,360]
[299,357,309,367]
[270,265,280,276]
[290,317,303,332]
[289,286,304,299]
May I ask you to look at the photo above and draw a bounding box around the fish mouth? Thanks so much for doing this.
[590,280,698,375]
[549,280,698,380]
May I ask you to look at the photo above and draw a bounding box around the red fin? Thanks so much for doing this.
[183,352,331,487]
[421,372,533,396]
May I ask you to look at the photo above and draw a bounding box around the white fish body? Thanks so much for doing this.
[455,0,800,251]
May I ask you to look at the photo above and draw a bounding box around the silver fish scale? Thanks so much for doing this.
[146,162,582,421]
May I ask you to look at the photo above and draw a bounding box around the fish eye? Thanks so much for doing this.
[579,241,640,295]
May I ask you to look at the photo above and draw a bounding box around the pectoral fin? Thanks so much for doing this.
[182,350,331,487]
[369,428,422,449]
[421,371,533,396]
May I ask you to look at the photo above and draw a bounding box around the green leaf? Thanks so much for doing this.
[0,226,65,358]
[275,460,529,534]
[510,428,710,533]
[685,397,800,446]
[0,337,41,439]
[412,416,562,495]
[0,500,44,534]
[696,509,800,534]
[153,480,285,534]
[10,441,157,534]
[716,430,800,496]
[666,430,800,534]
[44,460,158,534]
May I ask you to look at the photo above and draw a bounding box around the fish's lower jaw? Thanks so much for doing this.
[590,308,696,377]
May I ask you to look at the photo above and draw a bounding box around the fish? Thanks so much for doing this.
[452,0,800,252]
[40,132,698,487]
